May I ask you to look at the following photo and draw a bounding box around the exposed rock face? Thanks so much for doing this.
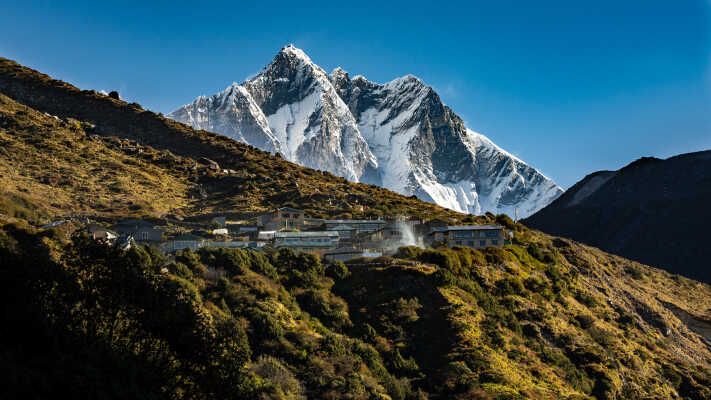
[168,84,281,153]
[332,69,562,218]
[170,45,563,217]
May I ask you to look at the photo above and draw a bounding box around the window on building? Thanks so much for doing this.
[455,240,462,245]
[467,241,474,246]
[480,240,486,247]
[491,240,498,245]
[486,231,499,238]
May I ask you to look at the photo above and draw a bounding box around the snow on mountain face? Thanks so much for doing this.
[241,45,377,182]
[332,69,562,217]
[167,83,281,153]
[169,45,562,217]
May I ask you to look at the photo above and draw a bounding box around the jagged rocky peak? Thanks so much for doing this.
[167,82,281,153]
[242,45,377,182]
[169,45,563,217]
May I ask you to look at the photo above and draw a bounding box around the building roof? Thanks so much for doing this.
[87,223,112,232]
[327,224,356,231]
[323,219,386,225]
[276,241,337,248]
[446,225,504,231]
[275,231,339,238]
[257,231,276,240]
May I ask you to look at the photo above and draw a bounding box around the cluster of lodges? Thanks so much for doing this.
[83,207,511,262]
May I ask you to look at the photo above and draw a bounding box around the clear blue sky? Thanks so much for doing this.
[2,1,709,188]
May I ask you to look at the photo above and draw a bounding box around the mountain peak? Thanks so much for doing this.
[277,44,312,63]
[170,47,562,217]
[330,67,349,79]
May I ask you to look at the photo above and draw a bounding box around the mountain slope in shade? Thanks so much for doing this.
[524,150,711,283]
[170,45,562,217]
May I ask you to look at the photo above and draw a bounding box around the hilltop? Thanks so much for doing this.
[524,151,711,283]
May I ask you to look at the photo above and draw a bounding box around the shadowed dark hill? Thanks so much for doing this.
[524,151,711,283]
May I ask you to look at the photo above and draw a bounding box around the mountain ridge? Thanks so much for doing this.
[524,150,711,283]
[169,45,563,218]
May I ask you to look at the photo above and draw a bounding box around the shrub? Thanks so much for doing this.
[251,355,304,398]
[395,246,423,260]
[296,289,351,330]
[482,247,507,265]
[169,262,193,279]
[391,348,420,374]
[545,265,569,294]
[617,313,635,328]
[249,308,285,339]
[624,265,644,280]
[326,261,350,280]
[523,276,547,293]
[526,244,546,263]
[418,249,462,274]
[495,277,527,297]
[574,290,599,308]
[390,297,422,323]
[433,268,456,287]
[575,314,595,329]
[495,214,516,229]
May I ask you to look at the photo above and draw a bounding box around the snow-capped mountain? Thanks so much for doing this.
[167,83,281,154]
[169,45,563,217]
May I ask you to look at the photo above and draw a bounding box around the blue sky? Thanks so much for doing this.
[2,0,709,188]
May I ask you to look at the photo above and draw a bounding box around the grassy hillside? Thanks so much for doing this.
[0,93,194,221]
[2,218,710,399]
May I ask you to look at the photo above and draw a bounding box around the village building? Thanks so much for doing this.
[86,223,117,241]
[273,231,339,254]
[257,231,276,242]
[414,218,449,237]
[253,207,305,230]
[113,219,163,242]
[434,225,507,249]
[325,224,356,240]
[163,233,204,252]
[322,219,386,234]
[428,227,448,243]
[212,228,229,236]
[227,225,259,240]
[202,241,260,249]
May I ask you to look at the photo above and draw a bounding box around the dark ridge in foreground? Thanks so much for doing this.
[524,150,711,283]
